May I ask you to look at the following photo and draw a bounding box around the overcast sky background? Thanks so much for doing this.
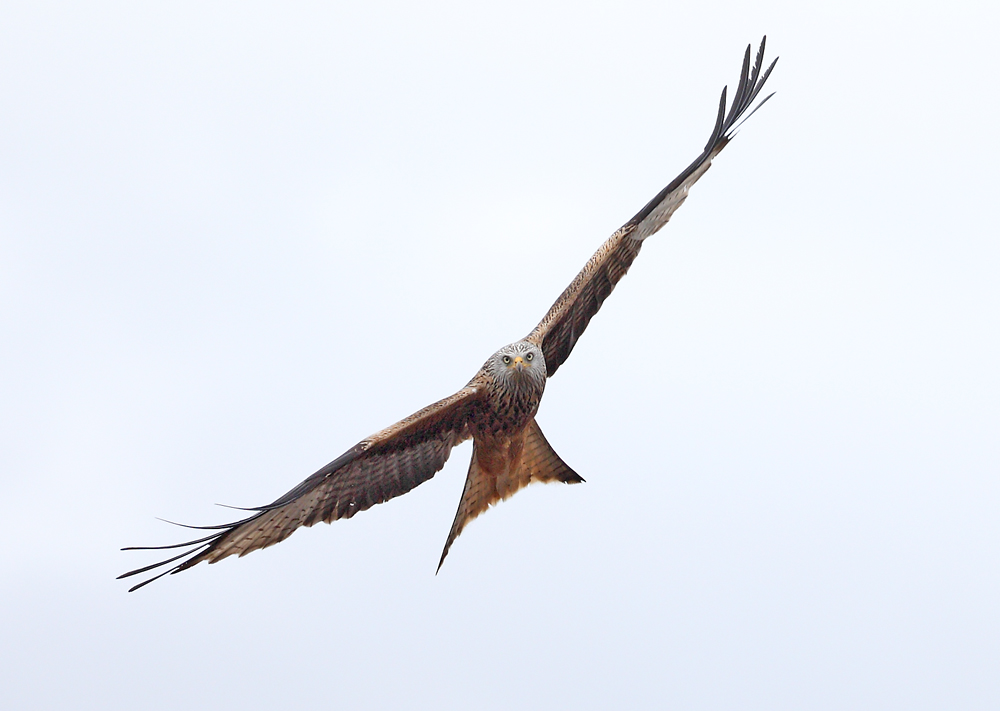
[2,2,998,709]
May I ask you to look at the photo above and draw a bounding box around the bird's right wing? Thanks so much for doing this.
[119,385,484,591]
[527,38,777,377]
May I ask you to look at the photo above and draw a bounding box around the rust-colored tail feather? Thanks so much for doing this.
[519,418,584,486]
[437,419,582,571]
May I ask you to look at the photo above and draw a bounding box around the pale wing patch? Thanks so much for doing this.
[630,148,720,242]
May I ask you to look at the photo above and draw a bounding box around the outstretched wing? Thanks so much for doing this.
[119,386,484,591]
[527,38,777,377]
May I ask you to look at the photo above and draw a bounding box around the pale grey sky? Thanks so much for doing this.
[1,2,998,709]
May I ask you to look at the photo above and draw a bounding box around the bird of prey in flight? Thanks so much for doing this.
[120,38,777,591]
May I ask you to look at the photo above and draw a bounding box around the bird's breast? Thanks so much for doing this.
[471,379,544,438]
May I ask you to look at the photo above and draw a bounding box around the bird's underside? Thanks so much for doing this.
[120,38,777,591]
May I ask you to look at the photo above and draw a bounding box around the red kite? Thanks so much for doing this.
[121,38,777,591]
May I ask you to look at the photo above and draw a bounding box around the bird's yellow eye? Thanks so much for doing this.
[525,352,533,361]
[502,355,511,364]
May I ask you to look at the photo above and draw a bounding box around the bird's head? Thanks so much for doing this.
[488,341,546,390]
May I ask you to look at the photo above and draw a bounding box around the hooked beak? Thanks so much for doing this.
[513,356,524,371]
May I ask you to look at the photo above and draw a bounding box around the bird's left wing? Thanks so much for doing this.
[119,386,483,591]
[527,38,777,377]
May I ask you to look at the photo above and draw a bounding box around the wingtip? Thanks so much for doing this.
[127,578,154,593]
